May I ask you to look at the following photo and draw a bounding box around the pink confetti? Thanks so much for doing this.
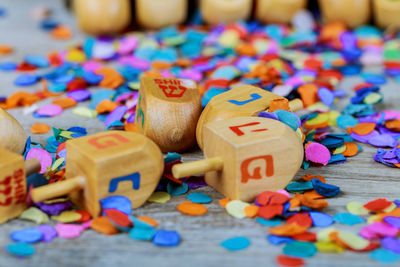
[82,61,102,72]
[305,142,331,166]
[276,189,290,198]
[36,104,63,117]
[26,148,52,174]
[360,222,399,240]
[55,223,84,239]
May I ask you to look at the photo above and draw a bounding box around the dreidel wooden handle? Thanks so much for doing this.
[172,157,224,178]
[288,99,304,112]
[31,176,86,203]
[25,158,41,176]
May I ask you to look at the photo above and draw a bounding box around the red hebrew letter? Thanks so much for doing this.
[229,122,268,136]
[88,134,130,150]
[240,155,274,183]
[159,84,187,98]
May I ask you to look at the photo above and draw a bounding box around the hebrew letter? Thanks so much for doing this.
[228,93,262,106]
[108,172,141,193]
[88,134,130,150]
[159,84,186,98]
[229,122,268,136]
[240,155,274,183]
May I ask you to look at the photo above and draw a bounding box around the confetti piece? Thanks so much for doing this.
[105,209,132,228]
[309,212,334,227]
[55,223,84,239]
[226,200,250,219]
[269,223,308,237]
[347,201,369,215]
[129,225,156,241]
[19,207,49,224]
[167,182,188,196]
[333,213,365,225]
[283,241,317,258]
[25,147,53,174]
[276,255,305,267]
[221,237,250,251]
[311,179,340,197]
[6,243,35,257]
[36,104,63,117]
[177,202,208,216]
[51,211,82,223]
[153,230,180,247]
[370,248,400,264]
[137,216,158,228]
[287,213,312,228]
[148,191,171,203]
[36,224,57,242]
[315,241,344,253]
[90,217,119,236]
[186,192,212,204]
[10,228,43,243]
[364,198,392,212]
[30,122,51,134]
[305,142,331,165]
[100,196,132,215]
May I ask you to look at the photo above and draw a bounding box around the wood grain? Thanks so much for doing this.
[0,1,400,267]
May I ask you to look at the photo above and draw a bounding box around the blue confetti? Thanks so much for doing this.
[221,236,250,251]
[129,226,156,241]
[153,230,180,247]
[311,179,340,197]
[100,195,132,215]
[167,182,188,196]
[10,228,43,243]
[274,110,300,131]
[186,192,212,204]
[6,243,35,257]
[255,217,282,226]
[333,213,365,225]
[309,211,334,227]
[370,248,400,264]
[286,181,313,192]
[267,235,294,245]
[283,241,317,258]
[14,74,38,86]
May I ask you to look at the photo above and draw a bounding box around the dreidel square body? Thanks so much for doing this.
[202,117,303,202]
[65,131,164,217]
[0,147,26,224]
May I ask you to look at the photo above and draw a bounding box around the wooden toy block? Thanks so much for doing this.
[0,147,41,224]
[196,85,303,149]
[74,0,132,35]
[255,0,308,24]
[0,108,27,154]
[200,0,252,25]
[319,0,371,28]
[173,116,304,202]
[373,0,400,29]
[31,131,164,217]
[136,0,188,29]
[136,76,202,153]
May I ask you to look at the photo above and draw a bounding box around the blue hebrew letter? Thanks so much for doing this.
[108,172,141,193]
[228,93,262,106]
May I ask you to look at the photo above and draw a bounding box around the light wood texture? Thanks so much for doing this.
[136,76,202,153]
[2,1,400,266]
[196,85,289,149]
[200,0,252,25]
[74,0,132,35]
[0,108,27,154]
[0,147,27,224]
[373,0,400,29]
[172,157,224,178]
[319,0,371,28]
[24,158,41,176]
[176,117,303,202]
[136,0,188,29]
[31,131,164,217]
[255,0,308,24]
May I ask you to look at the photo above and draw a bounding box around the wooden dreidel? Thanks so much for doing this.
[373,0,400,29]
[318,0,371,28]
[74,0,132,35]
[200,0,253,25]
[255,0,308,24]
[0,108,27,154]
[0,147,41,224]
[136,76,202,153]
[196,85,303,150]
[136,0,188,29]
[173,117,304,202]
[31,131,163,217]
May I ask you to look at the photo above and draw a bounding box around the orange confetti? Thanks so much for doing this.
[342,142,358,157]
[302,174,326,183]
[269,98,290,112]
[303,190,325,200]
[52,97,77,109]
[219,198,230,208]
[51,25,72,40]
[30,123,51,134]
[96,67,124,89]
[2,91,40,109]
[269,223,308,236]
[137,216,158,227]
[177,202,208,216]
[350,122,376,135]
[385,119,400,132]
[295,194,328,210]
[90,216,119,235]
[236,43,257,57]
[244,205,259,218]
[0,45,13,55]
[152,61,172,69]
[96,100,118,114]
[124,123,137,132]
[297,84,319,107]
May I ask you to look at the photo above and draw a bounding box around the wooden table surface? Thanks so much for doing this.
[0,1,399,266]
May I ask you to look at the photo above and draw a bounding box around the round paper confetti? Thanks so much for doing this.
[6,243,35,257]
[10,228,43,243]
[186,192,212,204]
[177,202,208,216]
[221,236,250,251]
[153,230,180,247]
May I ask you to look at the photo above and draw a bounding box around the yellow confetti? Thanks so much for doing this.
[367,214,381,224]
[225,200,249,219]
[51,211,82,223]
[51,157,65,171]
[337,231,369,250]
[72,107,97,118]
[328,110,340,126]
[19,207,49,224]
[306,113,329,125]
[148,191,171,203]
[65,49,86,63]
[333,145,346,155]
[364,92,382,104]
[218,30,240,48]
[383,202,397,213]
[317,227,337,242]
[315,241,344,253]
[307,102,330,112]
[347,201,369,215]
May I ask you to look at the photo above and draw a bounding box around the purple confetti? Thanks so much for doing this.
[350,130,380,143]
[35,201,72,216]
[381,237,400,254]
[36,224,57,242]
[368,134,397,147]
[384,217,400,229]
[67,89,91,102]
[104,105,128,127]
